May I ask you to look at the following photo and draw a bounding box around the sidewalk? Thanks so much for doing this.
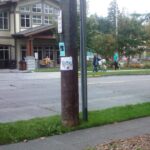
[0,69,30,73]
[0,117,150,150]
[0,69,61,80]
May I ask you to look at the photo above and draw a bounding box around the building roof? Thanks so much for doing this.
[0,0,59,5]
[0,0,17,6]
[12,25,56,38]
[0,0,18,2]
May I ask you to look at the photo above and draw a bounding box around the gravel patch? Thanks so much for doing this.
[95,134,150,150]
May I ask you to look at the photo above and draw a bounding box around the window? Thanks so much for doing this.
[53,8,59,15]
[21,14,30,28]
[32,3,42,13]
[44,4,53,14]
[0,46,9,60]
[19,6,30,12]
[44,16,53,25]
[53,16,58,22]
[0,12,8,30]
[32,15,42,24]
[19,3,60,27]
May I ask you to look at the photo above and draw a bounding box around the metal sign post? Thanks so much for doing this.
[80,0,88,121]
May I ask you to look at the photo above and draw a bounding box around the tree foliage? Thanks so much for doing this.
[86,0,149,60]
[107,0,119,34]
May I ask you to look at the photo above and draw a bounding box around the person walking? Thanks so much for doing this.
[93,54,98,72]
[113,50,119,70]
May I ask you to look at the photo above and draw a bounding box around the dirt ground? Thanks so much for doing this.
[95,134,150,150]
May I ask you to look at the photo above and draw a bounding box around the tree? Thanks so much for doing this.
[97,17,112,34]
[87,15,116,58]
[118,12,147,64]
[107,0,120,36]
[86,14,99,50]
[86,3,149,63]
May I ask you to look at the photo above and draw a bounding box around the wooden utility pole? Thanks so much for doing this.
[61,0,79,127]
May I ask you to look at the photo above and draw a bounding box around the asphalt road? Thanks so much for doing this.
[0,72,150,122]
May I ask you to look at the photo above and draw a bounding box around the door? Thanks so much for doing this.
[0,45,10,69]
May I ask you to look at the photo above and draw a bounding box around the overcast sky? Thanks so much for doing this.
[88,0,150,16]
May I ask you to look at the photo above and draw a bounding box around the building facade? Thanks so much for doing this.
[0,0,60,69]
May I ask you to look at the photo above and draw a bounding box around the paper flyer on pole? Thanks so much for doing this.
[60,57,73,71]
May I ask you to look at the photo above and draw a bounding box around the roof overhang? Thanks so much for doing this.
[0,0,18,6]
[12,25,56,38]
[0,0,59,5]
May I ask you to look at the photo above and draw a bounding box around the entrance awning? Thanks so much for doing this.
[12,25,56,38]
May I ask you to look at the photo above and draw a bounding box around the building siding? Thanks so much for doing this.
[0,0,60,69]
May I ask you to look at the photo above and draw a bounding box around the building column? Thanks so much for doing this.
[26,39,33,56]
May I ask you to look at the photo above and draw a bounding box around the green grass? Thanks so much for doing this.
[87,69,150,77]
[0,102,150,145]
[34,67,150,77]
[34,67,60,72]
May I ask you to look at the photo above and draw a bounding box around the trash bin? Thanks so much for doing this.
[19,60,26,70]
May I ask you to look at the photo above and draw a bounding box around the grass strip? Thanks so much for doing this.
[0,102,150,145]
[34,68,60,72]
[87,69,150,77]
